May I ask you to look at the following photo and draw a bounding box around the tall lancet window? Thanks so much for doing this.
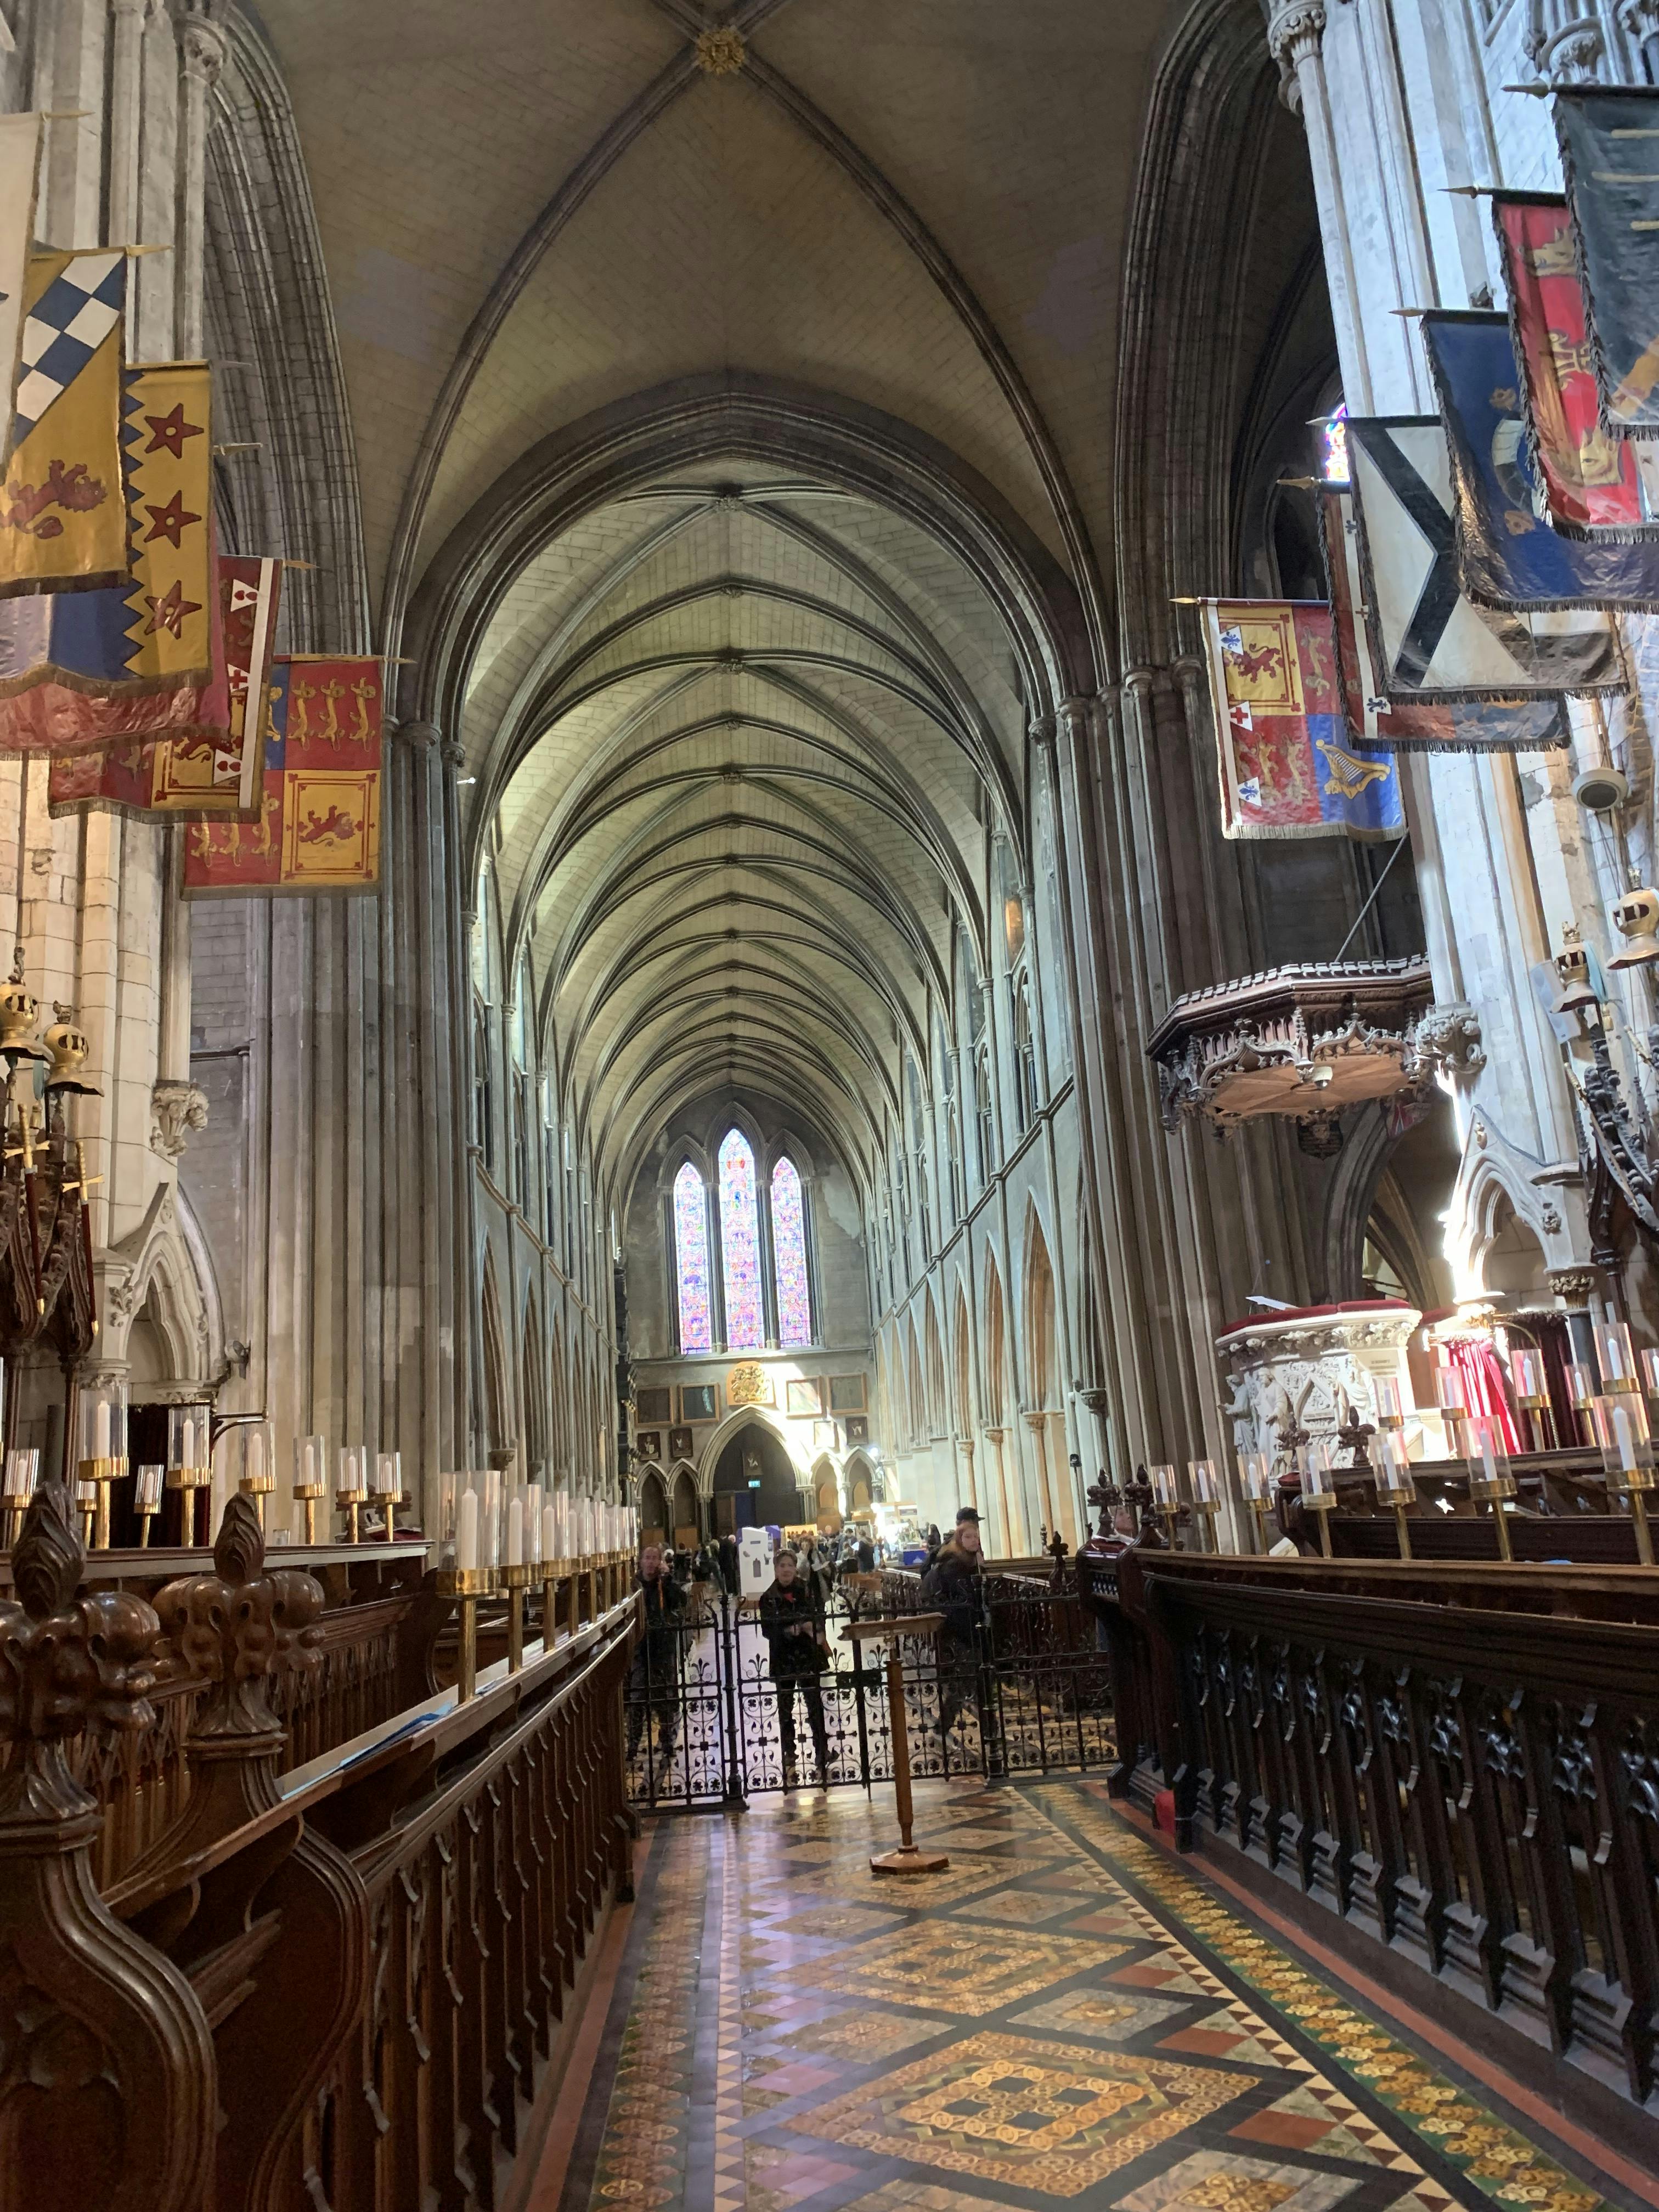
[673,1161,713,1353]
[719,1129,764,1350]
[771,1154,811,1347]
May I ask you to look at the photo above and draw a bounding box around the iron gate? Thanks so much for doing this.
[624,1576,1115,1809]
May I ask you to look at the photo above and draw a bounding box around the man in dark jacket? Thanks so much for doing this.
[628,1543,686,1790]
[758,1549,831,1786]
[920,1508,986,1740]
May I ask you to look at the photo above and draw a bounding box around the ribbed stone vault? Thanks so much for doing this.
[455,449,1058,1202]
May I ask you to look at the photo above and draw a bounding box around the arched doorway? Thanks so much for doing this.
[844,1448,881,1515]
[670,1463,701,1545]
[639,1465,668,1543]
[810,1453,842,1530]
[711,1423,797,1535]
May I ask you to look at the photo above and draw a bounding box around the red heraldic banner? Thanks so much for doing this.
[1200,599,1403,840]
[1493,193,1650,536]
[182,653,382,898]
[46,556,279,819]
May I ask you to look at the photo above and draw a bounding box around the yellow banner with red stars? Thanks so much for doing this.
[120,363,212,681]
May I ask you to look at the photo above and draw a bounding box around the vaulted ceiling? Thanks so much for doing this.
[255,0,1189,1203]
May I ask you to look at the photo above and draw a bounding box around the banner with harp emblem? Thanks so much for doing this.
[181,653,382,898]
[1198,598,1404,842]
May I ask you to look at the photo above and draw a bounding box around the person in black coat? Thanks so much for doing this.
[919,1509,986,1738]
[758,1549,831,1785]
[628,1544,686,1787]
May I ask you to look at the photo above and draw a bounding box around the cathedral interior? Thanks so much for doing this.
[5,2,1659,2208]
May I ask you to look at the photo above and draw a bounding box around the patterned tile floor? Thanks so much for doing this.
[556,1780,1629,2212]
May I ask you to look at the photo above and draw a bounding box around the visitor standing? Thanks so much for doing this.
[627,1543,686,1797]
[758,1548,831,1786]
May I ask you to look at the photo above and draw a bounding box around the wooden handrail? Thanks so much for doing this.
[1078,1538,1659,2169]
[0,1485,642,2211]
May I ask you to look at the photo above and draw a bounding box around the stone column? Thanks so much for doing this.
[1267,0,1372,411]
[172,10,225,357]
[107,0,148,248]
[1024,1406,1058,1545]
[983,1423,1017,1556]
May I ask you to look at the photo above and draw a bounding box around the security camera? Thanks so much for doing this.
[1310,1064,1334,1090]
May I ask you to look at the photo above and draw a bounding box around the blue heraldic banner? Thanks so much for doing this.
[1422,311,1659,612]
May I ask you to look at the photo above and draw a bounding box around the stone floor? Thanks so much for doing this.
[545,1780,1627,2212]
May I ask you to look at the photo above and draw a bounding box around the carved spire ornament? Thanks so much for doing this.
[0,1483,215,2208]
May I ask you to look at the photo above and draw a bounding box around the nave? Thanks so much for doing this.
[538,1785,1620,2212]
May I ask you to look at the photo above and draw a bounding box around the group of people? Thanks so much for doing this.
[625,1506,990,1796]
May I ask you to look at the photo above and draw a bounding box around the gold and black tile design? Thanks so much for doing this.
[574,1784,1618,2212]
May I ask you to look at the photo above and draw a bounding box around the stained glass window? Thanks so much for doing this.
[718,1129,764,1351]
[673,1162,712,1354]
[1322,401,1348,484]
[771,1155,811,1347]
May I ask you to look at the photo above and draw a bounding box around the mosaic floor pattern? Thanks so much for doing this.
[559,1781,1622,2212]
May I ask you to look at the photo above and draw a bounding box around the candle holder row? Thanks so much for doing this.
[433,1547,634,1702]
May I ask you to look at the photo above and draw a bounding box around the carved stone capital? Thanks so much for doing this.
[1547,1267,1600,1306]
[392,717,441,750]
[176,11,229,87]
[150,1077,208,1161]
[1267,0,1326,106]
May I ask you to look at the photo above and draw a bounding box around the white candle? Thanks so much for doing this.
[94,1400,110,1460]
[542,1503,557,1563]
[507,1494,523,1566]
[1615,1404,1640,1474]
[484,1494,499,1571]
[1480,1429,1500,1486]
[1607,1336,1628,1382]
[457,1487,479,1570]
[248,1430,264,1485]
[528,1483,543,1562]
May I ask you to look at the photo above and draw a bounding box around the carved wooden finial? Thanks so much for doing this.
[1085,1472,1119,1538]
[154,1492,324,1743]
[0,1482,160,1759]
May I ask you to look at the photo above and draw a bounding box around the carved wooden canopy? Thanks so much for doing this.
[1148,958,1481,1137]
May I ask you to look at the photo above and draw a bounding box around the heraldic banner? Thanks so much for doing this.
[182,653,382,898]
[0,249,128,597]
[1492,193,1655,537]
[1315,487,1566,752]
[1420,311,1659,611]
[1554,85,1659,436]
[1199,599,1404,842]
[1346,416,1626,698]
[47,555,280,820]
[0,362,218,751]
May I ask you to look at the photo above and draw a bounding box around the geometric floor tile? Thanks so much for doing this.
[562,1782,1621,2212]
[836,1926,1127,2016]
[1158,2006,1295,2068]
[1113,2147,1363,2212]
[1010,1987,1191,2042]
[964,1885,1098,1924]
[780,2005,947,2062]
[789,2029,1258,2197]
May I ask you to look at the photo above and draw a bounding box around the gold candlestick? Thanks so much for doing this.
[503,1560,534,1671]
[79,1455,127,1550]
[434,1565,495,1700]
[238,1471,276,1530]
[164,1463,211,1548]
